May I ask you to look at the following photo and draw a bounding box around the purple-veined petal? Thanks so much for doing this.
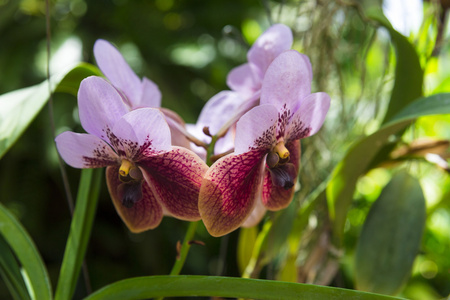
[262,140,300,210]
[132,77,162,109]
[55,131,118,169]
[199,150,267,237]
[226,63,260,99]
[286,92,330,142]
[78,76,129,142]
[106,166,163,233]
[198,91,244,135]
[242,197,267,227]
[234,104,278,155]
[94,39,142,104]
[138,147,208,221]
[260,50,313,110]
[247,24,293,82]
[111,108,172,159]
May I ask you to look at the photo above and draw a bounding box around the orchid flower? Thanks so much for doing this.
[199,50,330,237]
[94,39,190,148]
[55,76,208,233]
[211,23,294,140]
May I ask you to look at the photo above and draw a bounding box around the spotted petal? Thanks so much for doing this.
[199,149,267,237]
[247,23,293,82]
[262,140,300,210]
[55,131,118,168]
[260,50,313,111]
[286,92,330,142]
[94,39,142,105]
[78,76,129,142]
[111,108,172,159]
[234,104,278,155]
[138,147,208,221]
[106,166,163,233]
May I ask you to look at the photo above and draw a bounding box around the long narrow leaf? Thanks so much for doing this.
[55,168,103,300]
[0,235,31,300]
[0,203,52,300]
[84,275,405,300]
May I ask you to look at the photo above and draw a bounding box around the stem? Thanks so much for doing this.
[169,221,199,275]
[157,221,199,300]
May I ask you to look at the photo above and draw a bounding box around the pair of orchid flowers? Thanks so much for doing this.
[55,24,330,237]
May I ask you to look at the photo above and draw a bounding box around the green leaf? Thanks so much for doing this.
[83,275,405,300]
[355,171,426,295]
[0,63,101,159]
[0,203,52,300]
[237,227,258,275]
[327,93,450,244]
[365,9,424,125]
[55,168,103,300]
[55,63,101,96]
[0,235,31,300]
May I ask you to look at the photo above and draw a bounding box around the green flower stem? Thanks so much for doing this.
[169,220,199,275]
[157,221,199,300]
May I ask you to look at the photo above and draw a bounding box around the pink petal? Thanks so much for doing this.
[106,166,163,233]
[260,50,313,110]
[226,63,260,99]
[234,104,278,155]
[286,92,330,142]
[111,108,172,159]
[198,91,244,136]
[160,108,192,149]
[132,77,162,109]
[94,39,142,105]
[247,23,293,82]
[78,76,129,142]
[199,150,267,237]
[262,140,300,210]
[55,131,118,168]
[138,147,208,221]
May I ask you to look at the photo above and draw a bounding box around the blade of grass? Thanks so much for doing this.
[55,168,103,300]
[0,203,52,300]
[0,235,31,300]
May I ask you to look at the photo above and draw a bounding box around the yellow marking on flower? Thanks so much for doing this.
[119,160,133,177]
[274,141,289,160]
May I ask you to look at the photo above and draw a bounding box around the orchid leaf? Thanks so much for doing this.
[355,171,426,295]
[0,63,100,160]
[364,9,424,125]
[0,235,31,300]
[84,275,405,300]
[0,202,52,300]
[55,168,103,300]
[327,93,450,243]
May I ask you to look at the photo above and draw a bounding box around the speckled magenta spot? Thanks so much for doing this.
[82,142,118,168]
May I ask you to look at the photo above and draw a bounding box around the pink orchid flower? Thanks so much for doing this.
[208,24,295,141]
[55,76,208,233]
[94,39,190,148]
[227,23,294,102]
[199,50,330,237]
